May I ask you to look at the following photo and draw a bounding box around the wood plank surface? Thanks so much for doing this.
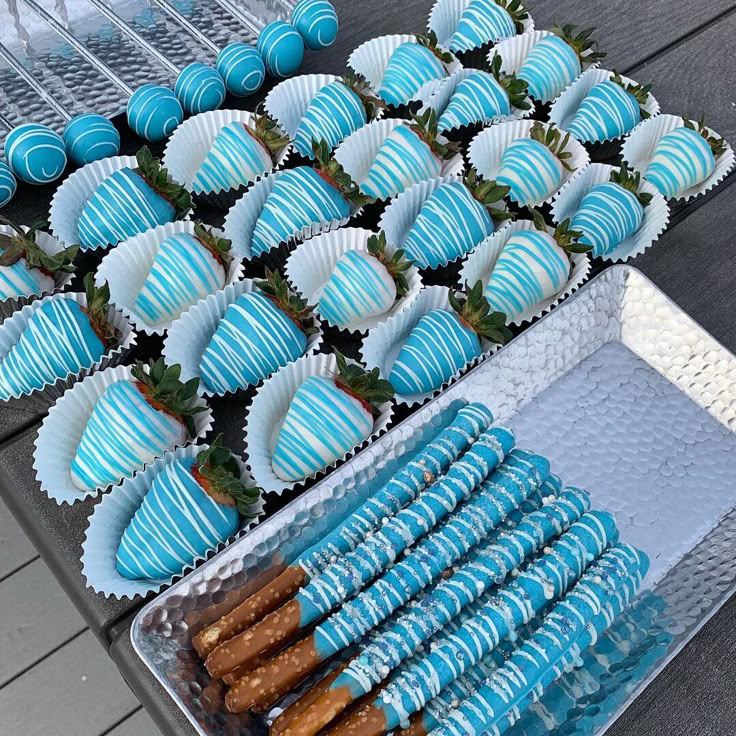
[0,494,36,580]
[106,708,159,736]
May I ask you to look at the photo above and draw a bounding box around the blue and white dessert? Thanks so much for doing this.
[389,282,510,396]
[272,351,394,482]
[116,436,260,581]
[0,275,117,400]
[570,167,651,257]
[5,123,67,185]
[517,25,604,102]
[127,84,184,142]
[291,0,339,50]
[449,0,529,54]
[70,358,205,491]
[216,42,265,97]
[77,147,191,250]
[191,114,289,196]
[200,269,316,395]
[63,114,121,166]
[133,225,230,328]
[0,162,17,207]
[257,20,305,78]
[174,63,226,115]
[399,170,511,269]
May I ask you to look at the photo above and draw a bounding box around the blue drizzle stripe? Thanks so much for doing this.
[378,42,446,107]
[438,71,512,133]
[174,63,226,115]
[292,0,339,50]
[216,43,265,97]
[567,81,641,142]
[0,259,53,301]
[518,35,582,102]
[449,0,517,53]
[71,379,187,491]
[272,375,373,481]
[497,138,564,206]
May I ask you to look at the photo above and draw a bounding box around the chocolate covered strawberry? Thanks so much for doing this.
[449,0,528,54]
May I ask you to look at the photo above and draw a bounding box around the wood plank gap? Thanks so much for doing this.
[97,706,145,736]
[0,553,40,584]
[0,416,42,452]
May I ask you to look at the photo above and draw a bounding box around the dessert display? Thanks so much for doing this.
[126,83,184,143]
[5,123,67,185]
[291,0,339,50]
[257,19,305,78]
[446,0,529,54]
[0,161,17,208]
[62,113,121,166]
[174,62,227,115]
[215,42,266,97]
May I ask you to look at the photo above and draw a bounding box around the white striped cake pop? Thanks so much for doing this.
[5,123,67,185]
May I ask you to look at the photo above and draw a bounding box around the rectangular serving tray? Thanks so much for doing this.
[131,264,736,736]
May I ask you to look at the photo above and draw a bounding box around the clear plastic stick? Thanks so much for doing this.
[147,0,222,55]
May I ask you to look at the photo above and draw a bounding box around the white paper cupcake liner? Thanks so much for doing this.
[81,442,264,600]
[0,291,136,412]
[429,0,535,52]
[285,227,423,334]
[459,219,590,325]
[33,364,214,505]
[245,351,394,495]
[347,34,463,108]
[49,155,192,250]
[334,118,465,203]
[162,278,324,398]
[95,220,244,337]
[419,67,534,133]
[490,30,603,105]
[548,68,660,144]
[551,163,670,263]
[467,119,590,207]
[0,225,76,320]
[162,108,292,209]
[622,114,736,202]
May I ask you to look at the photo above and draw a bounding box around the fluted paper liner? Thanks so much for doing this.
[0,291,136,412]
[49,155,192,250]
[467,119,590,207]
[33,364,214,505]
[334,118,466,203]
[163,109,292,209]
[551,163,670,263]
[361,285,502,407]
[245,352,394,495]
[622,114,735,202]
[285,227,422,334]
[549,68,660,144]
[459,219,591,325]
[81,442,264,599]
[0,225,76,319]
[95,220,244,337]
[347,34,462,107]
[162,279,324,397]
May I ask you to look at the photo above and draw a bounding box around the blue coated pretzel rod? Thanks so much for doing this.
[209,424,515,679]
[193,403,494,658]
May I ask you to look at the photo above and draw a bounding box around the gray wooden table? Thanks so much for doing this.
[1,0,736,733]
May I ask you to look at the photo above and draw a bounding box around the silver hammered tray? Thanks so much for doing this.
[131,264,736,736]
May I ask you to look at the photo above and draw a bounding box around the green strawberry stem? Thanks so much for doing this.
[609,165,653,207]
[312,140,376,208]
[333,350,394,417]
[0,216,78,277]
[409,108,461,161]
[416,31,455,67]
[530,210,591,255]
[367,231,414,298]
[488,55,532,111]
[342,71,386,121]
[255,268,319,336]
[551,23,606,66]
[529,121,577,173]
[464,169,515,225]
[246,109,290,164]
[194,435,261,517]
[684,115,728,158]
[135,146,192,218]
[131,358,206,437]
[494,0,530,34]
[610,72,652,119]
[193,222,233,268]
[83,273,120,348]
[450,280,512,345]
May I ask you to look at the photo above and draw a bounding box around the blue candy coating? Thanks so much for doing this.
[449,0,517,53]
[63,113,121,166]
[438,70,512,133]
[518,35,582,102]
[567,80,642,143]
[216,43,265,97]
[257,20,304,78]
[378,42,446,107]
[5,123,67,185]
[0,161,17,207]
[174,63,226,115]
[291,0,338,50]
[497,137,564,205]
[127,84,184,142]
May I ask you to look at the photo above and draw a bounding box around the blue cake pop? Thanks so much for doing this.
[216,43,265,96]
[291,0,338,50]
[174,63,227,115]
[257,20,304,78]
[63,113,121,166]
[0,161,17,207]
[127,84,184,142]
[5,123,67,185]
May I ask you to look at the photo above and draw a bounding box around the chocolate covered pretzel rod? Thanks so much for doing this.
[193,404,494,658]
[208,426,515,678]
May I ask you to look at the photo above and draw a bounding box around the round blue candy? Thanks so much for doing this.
[174,62,226,115]
[127,84,183,142]
[257,20,304,78]
[63,113,121,166]
[5,123,67,185]
[0,161,17,207]
[216,42,265,97]
[292,0,338,50]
